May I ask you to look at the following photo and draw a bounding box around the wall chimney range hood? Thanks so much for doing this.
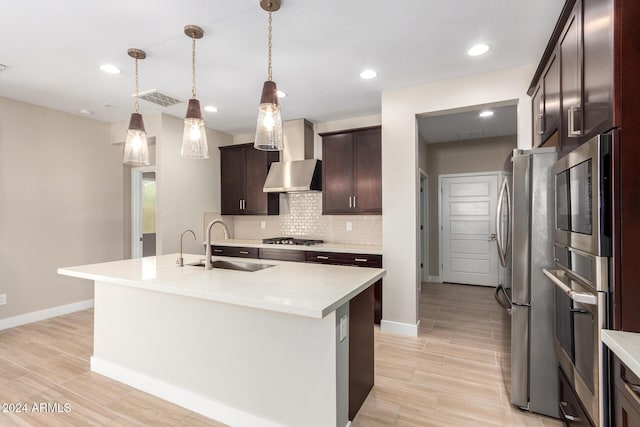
[263,119,322,193]
[263,159,321,192]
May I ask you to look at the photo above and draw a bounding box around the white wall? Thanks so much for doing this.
[156,114,232,255]
[0,96,123,320]
[380,64,535,335]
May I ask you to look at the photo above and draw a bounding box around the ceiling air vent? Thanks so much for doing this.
[456,130,485,140]
[137,89,182,107]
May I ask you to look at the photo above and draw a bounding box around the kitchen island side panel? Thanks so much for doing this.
[92,281,345,427]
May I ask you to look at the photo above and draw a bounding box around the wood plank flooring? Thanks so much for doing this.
[0,282,563,426]
[352,282,563,427]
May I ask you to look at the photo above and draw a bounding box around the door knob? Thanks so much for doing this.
[488,233,497,241]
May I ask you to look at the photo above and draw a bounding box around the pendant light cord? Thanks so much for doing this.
[191,36,197,99]
[134,57,140,114]
[267,11,273,81]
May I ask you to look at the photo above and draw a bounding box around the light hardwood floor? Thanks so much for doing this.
[0,283,563,426]
[353,282,563,427]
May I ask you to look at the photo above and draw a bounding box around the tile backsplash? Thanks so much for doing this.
[206,193,382,245]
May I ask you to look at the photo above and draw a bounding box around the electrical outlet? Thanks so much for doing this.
[346,221,352,232]
[260,221,266,230]
[0,294,6,305]
[339,315,348,342]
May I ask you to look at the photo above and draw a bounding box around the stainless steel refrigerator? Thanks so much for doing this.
[495,147,559,418]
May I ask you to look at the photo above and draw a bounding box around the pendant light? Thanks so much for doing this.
[123,48,150,166]
[254,0,283,151]
[181,25,209,159]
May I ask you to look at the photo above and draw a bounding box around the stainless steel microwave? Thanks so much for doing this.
[553,134,612,257]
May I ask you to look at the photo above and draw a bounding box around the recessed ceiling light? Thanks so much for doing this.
[277,90,287,98]
[204,105,218,113]
[467,44,491,56]
[100,64,121,74]
[479,110,494,118]
[78,109,93,115]
[360,69,377,80]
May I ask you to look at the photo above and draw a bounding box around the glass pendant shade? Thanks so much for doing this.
[123,113,150,166]
[254,80,283,151]
[181,99,209,159]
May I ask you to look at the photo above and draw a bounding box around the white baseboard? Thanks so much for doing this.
[428,275,441,283]
[91,357,281,427]
[0,299,94,331]
[380,319,419,337]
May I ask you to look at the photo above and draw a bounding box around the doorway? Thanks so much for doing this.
[131,167,156,258]
[439,172,500,287]
[419,171,429,285]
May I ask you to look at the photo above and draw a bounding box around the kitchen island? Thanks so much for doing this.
[58,254,385,427]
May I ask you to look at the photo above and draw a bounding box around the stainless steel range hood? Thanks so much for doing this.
[263,159,321,192]
[263,119,322,193]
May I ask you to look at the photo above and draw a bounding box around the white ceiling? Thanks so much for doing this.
[418,104,517,143]
[0,0,563,135]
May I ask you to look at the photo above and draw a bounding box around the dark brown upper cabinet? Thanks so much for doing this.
[582,0,614,138]
[533,53,561,148]
[219,143,279,215]
[531,0,614,155]
[559,2,583,154]
[320,127,382,215]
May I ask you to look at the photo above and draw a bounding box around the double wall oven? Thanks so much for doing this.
[543,133,613,427]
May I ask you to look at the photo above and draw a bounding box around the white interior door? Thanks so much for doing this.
[440,173,499,287]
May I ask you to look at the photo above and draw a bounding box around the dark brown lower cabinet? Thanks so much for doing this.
[613,356,640,426]
[210,246,259,258]
[257,248,306,262]
[348,284,374,421]
[558,367,593,426]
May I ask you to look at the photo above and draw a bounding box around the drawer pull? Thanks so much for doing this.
[213,249,223,253]
[316,256,329,260]
[239,251,250,255]
[354,258,368,263]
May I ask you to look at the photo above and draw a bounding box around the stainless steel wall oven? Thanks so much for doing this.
[545,133,613,427]
[544,244,608,426]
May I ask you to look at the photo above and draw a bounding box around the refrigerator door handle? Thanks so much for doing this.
[494,284,512,313]
[496,177,510,267]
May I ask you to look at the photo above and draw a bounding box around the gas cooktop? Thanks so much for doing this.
[262,237,324,246]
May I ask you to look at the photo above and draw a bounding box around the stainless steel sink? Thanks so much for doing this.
[187,260,274,272]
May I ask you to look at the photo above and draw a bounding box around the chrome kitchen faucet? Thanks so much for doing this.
[177,229,197,267]
[205,220,231,270]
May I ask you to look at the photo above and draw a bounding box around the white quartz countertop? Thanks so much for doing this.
[205,239,383,255]
[602,330,640,377]
[58,254,385,319]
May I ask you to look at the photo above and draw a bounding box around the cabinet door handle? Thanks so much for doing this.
[239,251,249,255]
[239,199,243,210]
[568,105,581,137]
[353,196,356,208]
[559,401,581,422]
[316,255,329,260]
[348,197,352,208]
[213,249,223,253]
[354,258,368,263]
